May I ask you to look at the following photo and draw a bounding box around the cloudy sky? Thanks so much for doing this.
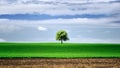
[0,0,120,43]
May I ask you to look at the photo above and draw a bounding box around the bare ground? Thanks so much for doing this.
[0,58,120,68]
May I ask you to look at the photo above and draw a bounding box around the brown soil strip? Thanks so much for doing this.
[0,58,120,68]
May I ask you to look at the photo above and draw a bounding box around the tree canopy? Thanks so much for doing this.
[56,30,69,44]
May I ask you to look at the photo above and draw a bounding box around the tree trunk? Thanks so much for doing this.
[61,39,63,44]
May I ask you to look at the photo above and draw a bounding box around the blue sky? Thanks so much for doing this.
[0,0,120,43]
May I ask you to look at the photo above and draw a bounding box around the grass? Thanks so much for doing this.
[0,42,120,58]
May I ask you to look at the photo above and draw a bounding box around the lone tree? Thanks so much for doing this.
[56,30,69,44]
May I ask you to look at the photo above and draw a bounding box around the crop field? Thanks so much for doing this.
[0,42,120,58]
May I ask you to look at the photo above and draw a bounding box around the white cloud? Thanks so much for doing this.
[0,16,119,34]
[0,38,6,42]
[88,0,118,3]
[0,0,119,15]
[38,26,47,31]
[0,0,118,5]
[0,16,119,28]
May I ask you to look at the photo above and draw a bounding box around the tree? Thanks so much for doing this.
[56,30,69,44]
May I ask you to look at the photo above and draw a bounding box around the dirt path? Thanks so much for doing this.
[0,58,120,68]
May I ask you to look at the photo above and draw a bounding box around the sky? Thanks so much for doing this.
[0,0,120,43]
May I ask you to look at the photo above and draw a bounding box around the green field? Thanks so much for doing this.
[0,43,120,58]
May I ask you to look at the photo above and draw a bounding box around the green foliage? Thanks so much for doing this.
[56,30,69,44]
[0,43,120,58]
